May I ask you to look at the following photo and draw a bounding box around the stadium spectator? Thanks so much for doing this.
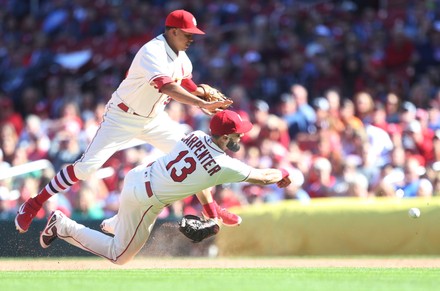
[70,183,105,221]
[0,123,19,164]
[290,84,316,129]
[0,95,24,135]
[401,120,434,166]
[18,114,51,161]
[333,157,371,198]
[48,130,82,172]
[396,156,431,198]
[324,88,342,123]
[257,114,290,150]
[244,99,270,148]
[277,93,309,140]
[384,92,402,124]
[353,91,375,124]
[432,171,440,196]
[433,131,440,163]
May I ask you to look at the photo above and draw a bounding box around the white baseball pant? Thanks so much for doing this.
[73,100,184,180]
[55,165,166,264]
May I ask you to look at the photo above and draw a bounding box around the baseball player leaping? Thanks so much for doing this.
[39,110,292,265]
[15,9,237,234]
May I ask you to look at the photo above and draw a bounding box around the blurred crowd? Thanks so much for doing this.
[1,0,440,221]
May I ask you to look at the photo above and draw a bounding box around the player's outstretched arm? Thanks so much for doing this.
[245,168,291,188]
[161,82,232,115]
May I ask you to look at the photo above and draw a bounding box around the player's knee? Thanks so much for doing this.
[73,163,100,180]
[112,256,133,266]
[111,260,125,266]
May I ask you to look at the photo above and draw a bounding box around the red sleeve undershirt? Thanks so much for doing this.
[180,78,197,92]
[153,76,173,92]
[153,77,197,93]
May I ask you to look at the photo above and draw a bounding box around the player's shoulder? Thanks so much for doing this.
[193,130,206,137]
[181,130,204,143]
[183,130,206,137]
[144,35,166,51]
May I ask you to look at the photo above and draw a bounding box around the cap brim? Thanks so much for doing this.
[181,27,205,34]
[236,120,253,134]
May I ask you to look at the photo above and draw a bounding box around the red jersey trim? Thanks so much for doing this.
[153,76,174,91]
[181,78,197,92]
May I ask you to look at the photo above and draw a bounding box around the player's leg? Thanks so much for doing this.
[142,112,242,226]
[39,210,116,258]
[40,169,165,265]
[108,174,167,265]
[15,106,142,233]
[40,209,133,264]
[15,164,82,233]
[138,111,186,153]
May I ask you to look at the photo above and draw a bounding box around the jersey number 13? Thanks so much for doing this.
[166,150,196,182]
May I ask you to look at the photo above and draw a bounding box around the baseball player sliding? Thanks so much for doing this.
[39,110,292,265]
[15,9,239,234]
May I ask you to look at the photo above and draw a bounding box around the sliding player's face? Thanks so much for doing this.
[226,133,244,152]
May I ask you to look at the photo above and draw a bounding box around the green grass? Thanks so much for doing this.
[2,268,440,291]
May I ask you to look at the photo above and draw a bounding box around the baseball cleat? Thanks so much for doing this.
[15,199,41,233]
[216,206,242,227]
[40,210,63,248]
[203,202,242,227]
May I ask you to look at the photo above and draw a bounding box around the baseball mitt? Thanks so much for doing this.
[197,84,232,109]
[178,214,220,243]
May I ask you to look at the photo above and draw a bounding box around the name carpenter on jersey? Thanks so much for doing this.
[181,133,221,176]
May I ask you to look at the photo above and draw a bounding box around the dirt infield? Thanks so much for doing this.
[2,257,440,270]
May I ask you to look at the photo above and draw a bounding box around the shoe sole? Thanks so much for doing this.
[15,203,29,233]
[202,213,242,227]
[39,212,58,249]
[221,216,242,227]
[14,216,27,233]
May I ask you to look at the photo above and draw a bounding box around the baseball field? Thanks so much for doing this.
[1,257,440,291]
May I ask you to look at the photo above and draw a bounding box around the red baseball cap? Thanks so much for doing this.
[210,110,253,136]
[165,10,205,35]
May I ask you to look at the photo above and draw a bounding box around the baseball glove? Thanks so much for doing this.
[178,214,220,243]
[197,84,232,109]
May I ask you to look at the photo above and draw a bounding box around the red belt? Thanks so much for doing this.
[145,162,154,198]
[117,102,140,116]
[145,181,153,198]
[144,164,169,207]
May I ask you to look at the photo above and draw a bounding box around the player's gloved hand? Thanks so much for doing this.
[178,214,220,243]
[199,99,234,116]
[196,84,233,115]
[276,168,291,188]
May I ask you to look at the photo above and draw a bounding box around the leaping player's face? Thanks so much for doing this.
[173,28,194,51]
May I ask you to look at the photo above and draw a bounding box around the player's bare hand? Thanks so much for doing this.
[276,168,291,188]
[276,176,291,188]
[200,99,233,116]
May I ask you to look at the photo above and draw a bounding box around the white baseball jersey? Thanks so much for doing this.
[73,34,192,179]
[144,130,252,204]
[112,34,193,117]
[56,130,253,265]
